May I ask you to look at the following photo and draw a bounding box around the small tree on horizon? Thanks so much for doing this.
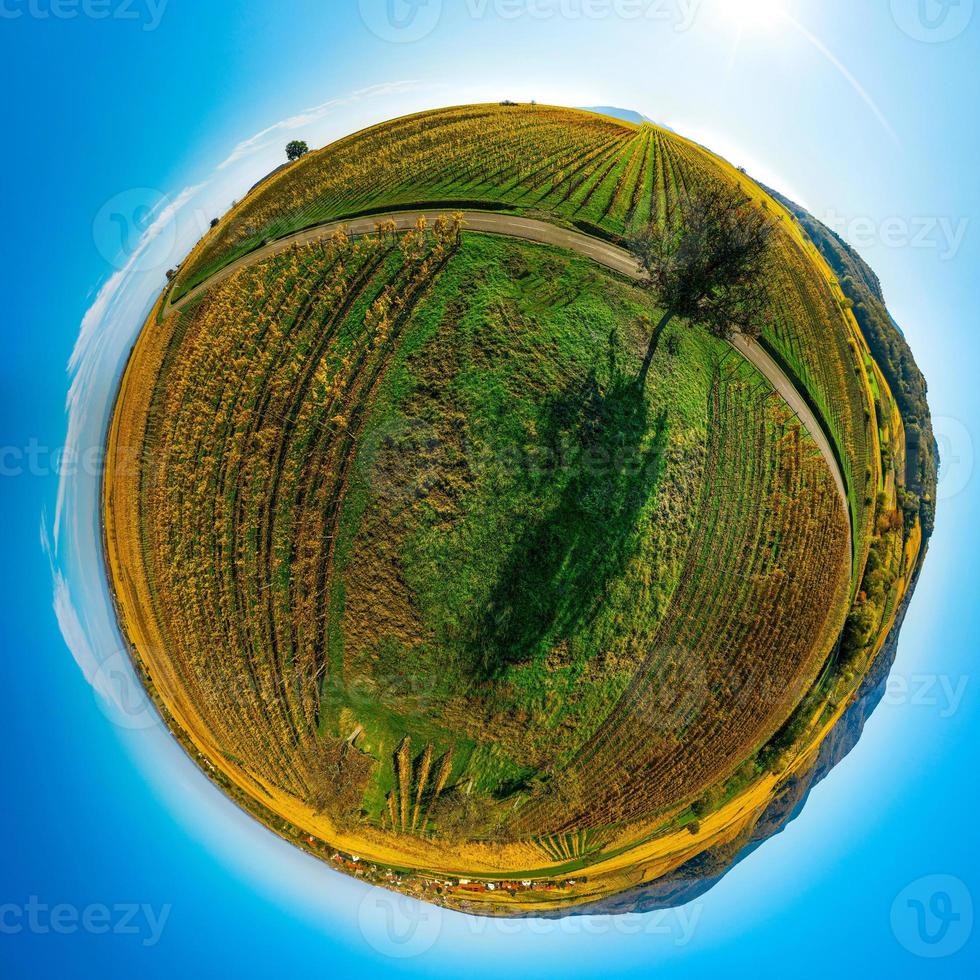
[286,140,309,162]
[629,182,775,385]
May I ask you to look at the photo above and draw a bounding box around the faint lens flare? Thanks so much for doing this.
[720,0,900,146]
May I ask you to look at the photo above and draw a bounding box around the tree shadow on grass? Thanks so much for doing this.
[470,336,668,681]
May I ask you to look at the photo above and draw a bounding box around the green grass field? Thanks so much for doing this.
[100,104,929,912]
[176,104,875,574]
[115,226,851,843]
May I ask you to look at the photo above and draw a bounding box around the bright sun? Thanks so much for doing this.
[720,0,785,31]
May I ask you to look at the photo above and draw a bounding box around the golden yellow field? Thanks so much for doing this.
[103,106,926,915]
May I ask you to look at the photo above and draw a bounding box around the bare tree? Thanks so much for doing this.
[629,182,775,385]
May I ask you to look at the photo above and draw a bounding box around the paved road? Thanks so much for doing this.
[730,333,847,507]
[170,210,848,512]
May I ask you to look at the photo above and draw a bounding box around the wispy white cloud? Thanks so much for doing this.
[50,82,427,731]
[68,182,205,376]
[46,175,211,730]
[216,79,422,170]
[42,513,100,687]
[54,182,207,552]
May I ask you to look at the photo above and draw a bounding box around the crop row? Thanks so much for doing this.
[510,357,852,834]
[133,219,461,803]
[175,106,873,573]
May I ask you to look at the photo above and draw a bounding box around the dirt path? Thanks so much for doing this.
[170,210,848,512]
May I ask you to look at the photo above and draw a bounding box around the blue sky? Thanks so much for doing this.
[2,1,979,977]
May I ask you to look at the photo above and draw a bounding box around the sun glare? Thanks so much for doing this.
[720,0,785,31]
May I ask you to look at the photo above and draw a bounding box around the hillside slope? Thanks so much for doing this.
[767,186,937,538]
[102,105,933,915]
[173,103,878,572]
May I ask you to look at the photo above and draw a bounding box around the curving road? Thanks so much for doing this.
[169,210,848,513]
